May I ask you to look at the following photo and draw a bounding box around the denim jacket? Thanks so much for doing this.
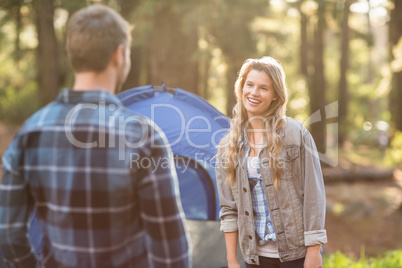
[216,117,327,265]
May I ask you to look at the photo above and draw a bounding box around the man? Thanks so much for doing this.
[0,5,191,268]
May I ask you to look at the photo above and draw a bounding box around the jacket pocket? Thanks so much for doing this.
[281,145,301,180]
[282,179,305,248]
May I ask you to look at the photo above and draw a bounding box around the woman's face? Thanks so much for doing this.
[242,69,277,119]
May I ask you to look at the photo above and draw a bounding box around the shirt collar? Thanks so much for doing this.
[56,89,122,106]
[241,129,266,157]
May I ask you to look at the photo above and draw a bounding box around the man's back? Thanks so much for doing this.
[0,90,190,267]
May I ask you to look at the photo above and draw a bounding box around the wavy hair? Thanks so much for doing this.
[217,57,288,188]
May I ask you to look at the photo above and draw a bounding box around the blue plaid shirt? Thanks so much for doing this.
[244,135,276,245]
[0,89,191,268]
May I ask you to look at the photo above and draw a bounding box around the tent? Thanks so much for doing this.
[117,85,244,267]
[118,84,230,221]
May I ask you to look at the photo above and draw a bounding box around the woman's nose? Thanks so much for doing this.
[250,87,259,95]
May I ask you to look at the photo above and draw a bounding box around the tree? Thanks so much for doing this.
[299,0,309,78]
[338,0,354,146]
[202,0,267,115]
[389,0,402,131]
[118,0,143,91]
[309,1,327,153]
[0,0,27,65]
[33,0,60,106]
[147,1,199,94]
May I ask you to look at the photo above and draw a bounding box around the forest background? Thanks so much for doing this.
[0,0,402,265]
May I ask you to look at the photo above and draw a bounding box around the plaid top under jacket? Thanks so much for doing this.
[0,89,191,268]
[244,134,276,245]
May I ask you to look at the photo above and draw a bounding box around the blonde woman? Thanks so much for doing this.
[216,57,326,268]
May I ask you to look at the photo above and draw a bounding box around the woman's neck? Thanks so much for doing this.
[246,118,267,156]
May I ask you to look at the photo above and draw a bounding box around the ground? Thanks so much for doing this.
[1,124,401,260]
[324,175,402,258]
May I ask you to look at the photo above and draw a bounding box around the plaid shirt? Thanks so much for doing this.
[0,89,191,268]
[244,135,276,245]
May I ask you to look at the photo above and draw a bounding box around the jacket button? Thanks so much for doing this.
[243,188,247,192]
[245,211,249,216]
[248,235,252,240]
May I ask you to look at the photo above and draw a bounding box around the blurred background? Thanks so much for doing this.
[0,0,401,266]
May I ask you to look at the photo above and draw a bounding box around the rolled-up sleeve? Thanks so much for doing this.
[301,130,327,246]
[215,158,238,233]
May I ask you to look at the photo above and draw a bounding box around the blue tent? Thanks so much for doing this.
[118,85,230,220]
[118,85,242,267]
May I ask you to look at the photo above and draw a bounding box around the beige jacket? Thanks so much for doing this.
[216,117,327,265]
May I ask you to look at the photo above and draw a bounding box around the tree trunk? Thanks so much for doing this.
[309,1,327,153]
[34,0,59,106]
[299,0,309,78]
[198,50,212,100]
[365,0,374,84]
[13,0,23,64]
[118,0,144,91]
[148,3,199,94]
[390,0,402,131]
[225,64,238,116]
[122,46,144,91]
[338,0,352,146]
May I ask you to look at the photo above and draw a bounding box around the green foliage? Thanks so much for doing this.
[0,82,39,125]
[324,250,402,268]
[0,0,397,140]
[385,131,402,167]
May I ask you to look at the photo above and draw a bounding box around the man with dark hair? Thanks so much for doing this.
[0,5,191,268]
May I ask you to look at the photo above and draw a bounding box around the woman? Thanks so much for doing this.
[216,57,326,268]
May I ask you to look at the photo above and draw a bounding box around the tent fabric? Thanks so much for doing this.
[118,85,230,220]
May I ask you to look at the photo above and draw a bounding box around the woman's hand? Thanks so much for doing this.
[304,245,323,268]
[227,258,241,268]
[225,232,241,268]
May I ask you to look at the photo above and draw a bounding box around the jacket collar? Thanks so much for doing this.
[238,121,286,151]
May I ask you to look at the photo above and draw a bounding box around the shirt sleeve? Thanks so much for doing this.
[301,130,327,246]
[0,138,39,268]
[215,157,238,233]
[136,121,191,268]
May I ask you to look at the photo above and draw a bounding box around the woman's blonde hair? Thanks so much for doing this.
[216,57,288,188]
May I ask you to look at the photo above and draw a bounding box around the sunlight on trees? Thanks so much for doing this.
[0,0,400,154]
